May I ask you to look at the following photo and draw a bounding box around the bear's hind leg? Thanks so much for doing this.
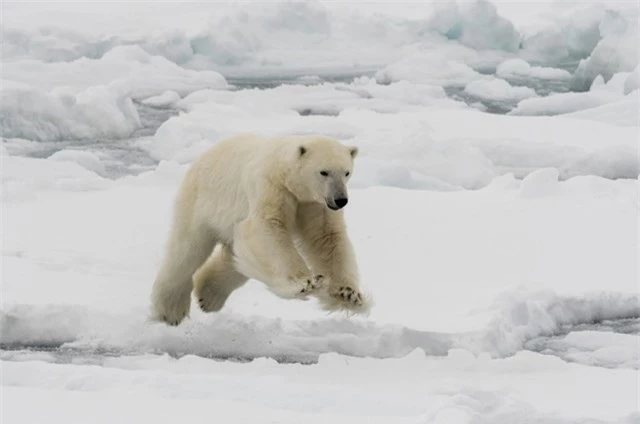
[150,225,217,326]
[194,244,248,313]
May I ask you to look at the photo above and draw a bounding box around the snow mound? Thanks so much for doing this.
[565,95,639,127]
[3,46,228,101]
[520,5,604,64]
[572,9,639,90]
[526,330,640,369]
[2,155,111,202]
[0,81,141,142]
[478,291,640,357]
[509,90,622,116]
[375,53,486,87]
[2,290,638,365]
[1,0,517,77]
[519,3,638,80]
[0,305,454,363]
[519,167,559,198]
[427,0,521,52]
[510,68,638,118]
[147,81,464,165]
[144,92,639,187]
[496,58,571,80]
[464,78,537,102]
[623,66,639,94]
[48,150,106,176]
[351,158,463,192]
[2,0,637,95]
[347,77,455,107]
[560,145,639,180]
[141,91,181,108]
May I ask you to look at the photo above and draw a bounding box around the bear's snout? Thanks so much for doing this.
[335,197,348,208]
[328,197,348,210]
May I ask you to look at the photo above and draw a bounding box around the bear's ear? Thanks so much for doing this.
[349,146,359,158]
[299,146,307,157]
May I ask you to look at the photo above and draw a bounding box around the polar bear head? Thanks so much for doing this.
[286,135,358,210]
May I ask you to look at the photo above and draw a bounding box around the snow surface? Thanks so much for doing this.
[144,89,639,186]
[0,80,142,142]
[496,59,572,80]
[2,160,638,422]
[141,91,182,109]
[509,90,625,116]
[2,1,640,423]
[572,7,639,90]
[2,167,639,422]
[48,150,107,176]
[464,78,538,102]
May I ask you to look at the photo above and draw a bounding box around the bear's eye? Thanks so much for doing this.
[320,171,329,177]
[345,171,350,177]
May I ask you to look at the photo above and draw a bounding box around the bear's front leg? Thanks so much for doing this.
[233,197,324,300]
[295,204,371,314]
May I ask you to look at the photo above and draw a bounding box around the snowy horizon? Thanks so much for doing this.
[1,0,639,423]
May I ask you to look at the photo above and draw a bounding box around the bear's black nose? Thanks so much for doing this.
[334,197,348,209]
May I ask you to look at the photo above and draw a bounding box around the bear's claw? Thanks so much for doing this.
[162,315,181,326]
[333,286,363,306]
[300,274,325,295]
[197,291,229,313]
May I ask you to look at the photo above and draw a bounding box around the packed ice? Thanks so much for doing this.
[1,0,639,423]
[496,59,572,80]
[464,78,538,102]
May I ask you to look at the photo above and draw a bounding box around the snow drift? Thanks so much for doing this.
[0,81,141,142]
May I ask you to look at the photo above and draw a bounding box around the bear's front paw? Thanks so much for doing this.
[316,283,371,315]
[287,273,324,299]
[300,274,325,295]
[331,285,363,306]
[268,273,324,300]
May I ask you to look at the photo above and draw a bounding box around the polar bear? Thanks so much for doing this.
[150,133,369,326]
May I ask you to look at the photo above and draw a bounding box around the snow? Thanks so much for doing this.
[141,91,182,108]
[565,95,639,127]
[496,58,572,80]
[1,46,226,141]
[2,155,111,202]
[508,90,623,116]
[0,80,142,142]
[2,351,638,424]
[48,150,107,176]
[623,66,640,94]
[526,330,640,369]
[572,8,639,90]
[374,50,493,87]
[2,166,639,421]
[2,167,638,344]
[510,67,639,117]
[2,0,640,422]
[518,167,559,197]
[2,46,228,99]
[426,0,521,52]
[144,93,639,187]
[463,78,538,102]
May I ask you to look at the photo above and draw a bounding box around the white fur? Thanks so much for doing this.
[150,133,369,326]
